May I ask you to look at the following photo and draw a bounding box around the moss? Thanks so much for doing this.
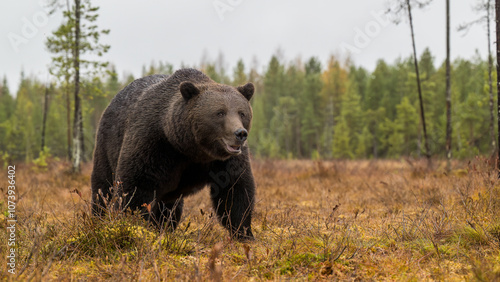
[160,234,195,255]
[488,223,500,243]
[64,222,156,257]
[453,225,489,247]
[278,253,325,276]
[229,253,247,265]
[279,261,294,275]
[262,271,274,280]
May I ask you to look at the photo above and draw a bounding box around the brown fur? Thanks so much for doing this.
[91,69,255,240]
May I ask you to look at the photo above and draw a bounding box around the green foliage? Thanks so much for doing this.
[232,59,247,86]
[0,77,14,154]
[1,48,498,161]
[32,147,52,171]
[0,151,10,169]
[142,61,173,77]
[301,57,323,158]
[332,116,352,159]
[355,126,372,158]
[311,149,321,160]
[2,76,44,162]
[65,221,156,257]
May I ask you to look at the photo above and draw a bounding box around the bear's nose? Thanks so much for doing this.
[234,128,248,142]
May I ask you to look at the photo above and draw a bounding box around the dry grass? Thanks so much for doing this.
[1,157,500,281]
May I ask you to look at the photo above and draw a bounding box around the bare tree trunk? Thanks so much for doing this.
[295,121,302,158]
[326,96,334,158]
[488,0,496,156]
[445,0,452,172]
[65,0,72,161]
[496,0,500,177]
[72,0,82,173]
[80,99,85,160]
[417,121,421,157]
[406,0,431,168]
[41,83,49,152]
[66,78,71,160]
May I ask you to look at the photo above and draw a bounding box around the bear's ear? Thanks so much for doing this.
[180,82,200,100]
[237,82,254,101]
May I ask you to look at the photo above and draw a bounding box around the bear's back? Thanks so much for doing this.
[110,74,168,111]
[95,74,169,170]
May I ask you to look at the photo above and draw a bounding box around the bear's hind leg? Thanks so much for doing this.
[91,154,114,216]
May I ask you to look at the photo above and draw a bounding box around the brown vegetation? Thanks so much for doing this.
[1,158,500,280]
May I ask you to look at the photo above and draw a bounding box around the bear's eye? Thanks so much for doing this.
[217,111,226,117]
[239,112,245,118]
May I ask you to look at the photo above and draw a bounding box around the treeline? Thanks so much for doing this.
[249,49,495,160]
[0,48,495,162]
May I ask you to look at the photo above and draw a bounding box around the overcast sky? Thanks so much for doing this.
[0,0,492,94]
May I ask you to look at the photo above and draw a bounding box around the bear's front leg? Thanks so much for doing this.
[154,198,184,231]
[209,152,255,240]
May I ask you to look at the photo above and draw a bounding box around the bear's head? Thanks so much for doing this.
[178,80,254,161]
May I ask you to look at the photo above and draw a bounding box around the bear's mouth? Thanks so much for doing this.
[224,142,241,154]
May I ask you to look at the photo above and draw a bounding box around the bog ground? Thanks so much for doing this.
[1,158,500,280]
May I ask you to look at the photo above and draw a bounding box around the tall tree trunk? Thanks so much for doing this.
[80,99,85,160]
[72,0,82,173]
[496,0,500,177]
[41,83,49,152]
[445,0,452,172]
[66,78,71,160]
[294,115,302,158]
[65,0,71,161]
[326,96,334,158]
[488,0,496,157]
[417,122,421,157]
[406,0,431,167]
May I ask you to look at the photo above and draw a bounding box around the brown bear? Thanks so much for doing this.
[91,68,255,240]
